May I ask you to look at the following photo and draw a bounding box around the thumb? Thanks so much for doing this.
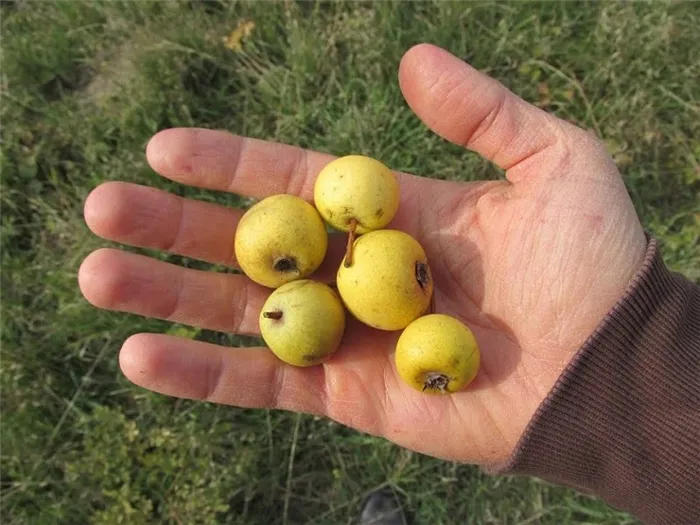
[399,44,580,176]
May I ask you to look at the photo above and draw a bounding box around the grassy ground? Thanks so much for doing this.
[2,1,699,524]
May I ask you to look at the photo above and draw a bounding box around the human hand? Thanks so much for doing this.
[79,44,647,465]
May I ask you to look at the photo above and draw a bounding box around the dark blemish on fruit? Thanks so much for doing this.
[274,256,299,274]
[263,310,283,320]
[415,262,430,291]
[303,354,319,362]
[375,208,384,218]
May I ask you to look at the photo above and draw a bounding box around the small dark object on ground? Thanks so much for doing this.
[357,488,407,525]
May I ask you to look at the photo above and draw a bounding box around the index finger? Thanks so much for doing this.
[146,128,439,203]
[146,128,333,200]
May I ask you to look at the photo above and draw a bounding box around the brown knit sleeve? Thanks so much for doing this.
[488,237,700,525]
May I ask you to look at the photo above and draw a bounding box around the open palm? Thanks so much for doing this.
[79,44,647,465]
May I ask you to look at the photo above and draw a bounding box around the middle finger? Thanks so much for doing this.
[84,181,347,281]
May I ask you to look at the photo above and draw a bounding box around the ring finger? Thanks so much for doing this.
[79,248,268,335]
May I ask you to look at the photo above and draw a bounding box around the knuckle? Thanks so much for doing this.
[202,352,225,402]
[466,91,508,149]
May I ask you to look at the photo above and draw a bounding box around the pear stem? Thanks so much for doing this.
[343,218,358,268]
[262,310,283,320]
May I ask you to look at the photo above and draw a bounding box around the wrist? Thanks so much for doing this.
[488,236,700,524]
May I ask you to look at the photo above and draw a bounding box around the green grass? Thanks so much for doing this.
[2,1,699,524]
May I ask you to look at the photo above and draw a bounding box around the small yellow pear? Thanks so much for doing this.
[234,195,328,288]
[314,155,399,234]
[336,230,433,331]
[259,280,345,367]
[395,314,480,394]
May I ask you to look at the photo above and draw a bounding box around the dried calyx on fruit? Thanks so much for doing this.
[395,314,481,394]
[234,194,328,289]
[336,230,433,331]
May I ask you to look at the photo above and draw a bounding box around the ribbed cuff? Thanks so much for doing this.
[488,237,700,525]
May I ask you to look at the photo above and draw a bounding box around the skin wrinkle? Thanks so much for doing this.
[465,88,509,156]
[404,174,429,235]
[542,135,574,178]
[229,276,251,334]
[432,186,489,309]
[444,255,482,318]
[533,227,559,339]
[455,373,512,462]
[187,129,220,179]
[429,75,473,132]
[450,401,480,461]
[198,273,231,327]
[485,404,517,463]
[150,260,181,322]
[505,216,528,318]
[422,65,453,97]
[444,394,475,457]
[285,148,311,199]
[378,358,406,436]
[109,184,169,244]
[326,366,381,434]
[420,68,458,130]
[432,193,468,245]
[269,361,289,411]
[94,250,129,309]
[319,365,334,421]
[182,272,217,328]
[162,192,187,255]
[426,225,491,329]
[504,131,563,182]
[553,246,567,328]
[445,188,480,236]
[492,102,561,174]
[225,135,249,194]
[203,351,226,403]
[532,181,624,352]
[358,365,385,434]
[522,116,561,169]
[381,355,395,431]
[523,228,542,319]
[214,277,257,332]
[473,185,507,229]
